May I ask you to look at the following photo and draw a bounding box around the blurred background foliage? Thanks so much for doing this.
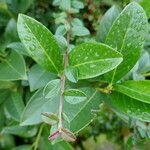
[0,0,150,149]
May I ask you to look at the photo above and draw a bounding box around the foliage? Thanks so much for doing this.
[0,0,150,149]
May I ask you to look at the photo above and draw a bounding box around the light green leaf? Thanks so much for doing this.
[64,89,86,104]
[140,0,150,18]
[63,88,103,132]
[0,90,10,105]
[43,79,61,99]
[69,42,123,80]
[28,64,57,92]
[65,67,78,83]
[55,25,67,36]
[17,14,63,74]
[5,92,25,122]
[60,0,71,11]
[21,89,59,126]
[96,5,121,42]
[71,18,83,27]
[114,80,150,104]
[0,50,27,81]
[72,0,84,9]
[104,2,148,82]
[71,26,90,36]
[105,92,150,122]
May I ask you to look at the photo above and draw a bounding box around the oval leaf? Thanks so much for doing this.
[69,42,123,80]
[17,14,63,74]
[104,2,148,82]
[114,80,150,104]
[64,89,86,104]
[0,50,27,81]
[43,79,61,99]
[105,92,150,122]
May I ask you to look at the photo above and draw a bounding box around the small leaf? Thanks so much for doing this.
[114,80,150,104]
[0,50,27,81]
[61,128,76,142]
[104,2,148,82]
[72,0,84,9]
[43,79,61,99]
[71,26,90,36]
[65,67,78,83]
[17,14,63,74]
[96,5,121,42]
[60,0,71,11]
[69,42,123,80]
[41,112,58,125]
[55,25,67,36]
[64,89,86,104]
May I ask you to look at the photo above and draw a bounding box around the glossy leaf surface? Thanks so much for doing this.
[114,80,150,104]
[104,2,148,82]
[69,42,123,80]
[17,14,63,74]
[106,92,150,122]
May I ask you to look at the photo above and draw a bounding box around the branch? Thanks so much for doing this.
[58,12,71,131]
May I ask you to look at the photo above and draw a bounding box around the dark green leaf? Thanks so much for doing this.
[114,80,150,104]
[106,92,150,122]
[17,14,63,74]
[63,88,103,132]
[104,2,148,82]
[96,5,121,42]
[69,42,123,80]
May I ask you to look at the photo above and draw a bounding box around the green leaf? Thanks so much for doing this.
[64,89,86,104]
[4,19,19,42]
[69,42,123,80]
[72,0,84,9]
[63,88,103,132]
[7,42,29,56]
[5,92,25,122]
[21,89,59,126]
[0,81,16,90]
[71,26,90,36]
[0,50,27,81]
[55,25,67,36]
[71,18,83,27]
[43,79,61,99]
[2,125,37,138]
[104,2,148,82]
[0,90,10,105]
[105,92,150,122]
[140,0,150,18]
[60,0,71,11]
[28,64,57,92]
[17,14,63,74]
[65,67,78,83]
[114,80,150,104]
[96,5,121,42]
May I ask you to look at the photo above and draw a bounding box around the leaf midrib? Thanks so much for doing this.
[72,58,121,67]
[23,20,59,73]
